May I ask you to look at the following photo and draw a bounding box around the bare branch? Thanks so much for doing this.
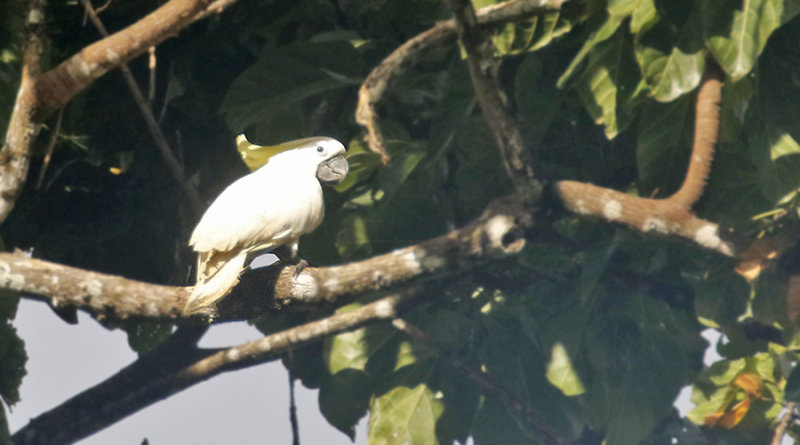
[771,402,797,445]
[446,0,546,194]
[1,193,532,322]
[10,290,418,445]
[356,0,564,163]
[79,0,203,213]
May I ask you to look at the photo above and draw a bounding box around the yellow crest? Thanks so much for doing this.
[236,135,331,171]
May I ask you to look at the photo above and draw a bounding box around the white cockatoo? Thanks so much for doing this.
[184,135,349,315]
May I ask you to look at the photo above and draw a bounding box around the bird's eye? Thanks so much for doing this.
[316,146,324,153]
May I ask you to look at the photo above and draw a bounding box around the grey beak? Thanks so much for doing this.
[316,155,349,186]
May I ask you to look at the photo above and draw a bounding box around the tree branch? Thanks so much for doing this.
[445,0,544,193]
[554,63,734,256]
[771,402,797,445]
[78,0,204,214]
[356,0,564,164]
[0,0,47,223]
[10,289,419,445]
[1,193,532,322]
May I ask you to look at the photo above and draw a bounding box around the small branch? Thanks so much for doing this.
[391,318,568,445]
[10,290,418,445]
[0,0,47,223]
[1,193,531,322]
[79,0,203,214]
[356,0,564,163]
[771,402,797,445]
[35,107,64,189]
[446,0,544,194]
[553,63,733,256]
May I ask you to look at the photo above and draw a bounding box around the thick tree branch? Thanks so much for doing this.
[554,63,734,256]
[356,0,564,163]
[446,0,544,193]
[0,0,47,223]
[10,289,419,445]
[1,194,532,322]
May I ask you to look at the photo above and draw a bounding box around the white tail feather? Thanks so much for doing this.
[184,251,248,314]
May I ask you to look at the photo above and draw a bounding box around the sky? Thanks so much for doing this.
[8,299,367,444]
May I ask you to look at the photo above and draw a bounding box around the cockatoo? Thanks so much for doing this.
[184,135,349,315]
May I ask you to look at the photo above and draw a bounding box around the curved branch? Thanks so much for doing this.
[1,194,532,322]
[9,289,419,445]
[554,62,734,256]
[356,0,565,163]
[668,62,723,209]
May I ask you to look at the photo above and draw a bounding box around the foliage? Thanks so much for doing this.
[4,0,800,443]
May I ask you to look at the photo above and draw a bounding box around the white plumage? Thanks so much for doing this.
[184,136,348,315]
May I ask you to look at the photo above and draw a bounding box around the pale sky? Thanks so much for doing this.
[8,299,367,444]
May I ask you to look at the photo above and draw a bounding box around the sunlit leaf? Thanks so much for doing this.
[546,342,585,396]
[368,383,444,445]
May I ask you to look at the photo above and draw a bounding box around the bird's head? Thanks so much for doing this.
[237,135,349,186]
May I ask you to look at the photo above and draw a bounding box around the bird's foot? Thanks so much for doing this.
[294,258,309,278]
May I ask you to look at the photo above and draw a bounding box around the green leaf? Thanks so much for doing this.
[583,315,687,445]
[368,383,444,445]
[0,322,26,407]
[634,2,705,102]
[324,320,397,374]
[691,266,750,327]
[636,95,693,195]
[319,369,371,439]
[702,0,800,81]
[124,321,173,355]
[557,13,625,88]
[546,342,585,396]
[221,40,363,142]
[573,24,643,139]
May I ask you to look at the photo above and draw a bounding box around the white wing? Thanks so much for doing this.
[189,168,324,253]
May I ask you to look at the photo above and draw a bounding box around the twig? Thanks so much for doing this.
[445,0,541,193]
[79,0,203,214]
[288,359,300,445]
[391,318,568,445]
[35,107,65,189]
[356,0,565,163]
[771,402,797,445]
[10,290,418,445]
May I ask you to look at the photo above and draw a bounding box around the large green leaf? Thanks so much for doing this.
[573,25,644,139]
[702,0,800,81]
[220,40,363,142]
[557,13,625,87]
[368,383,444,445]
[634,1,705,102]
[636,95,693,194]
[690,266,750,327]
